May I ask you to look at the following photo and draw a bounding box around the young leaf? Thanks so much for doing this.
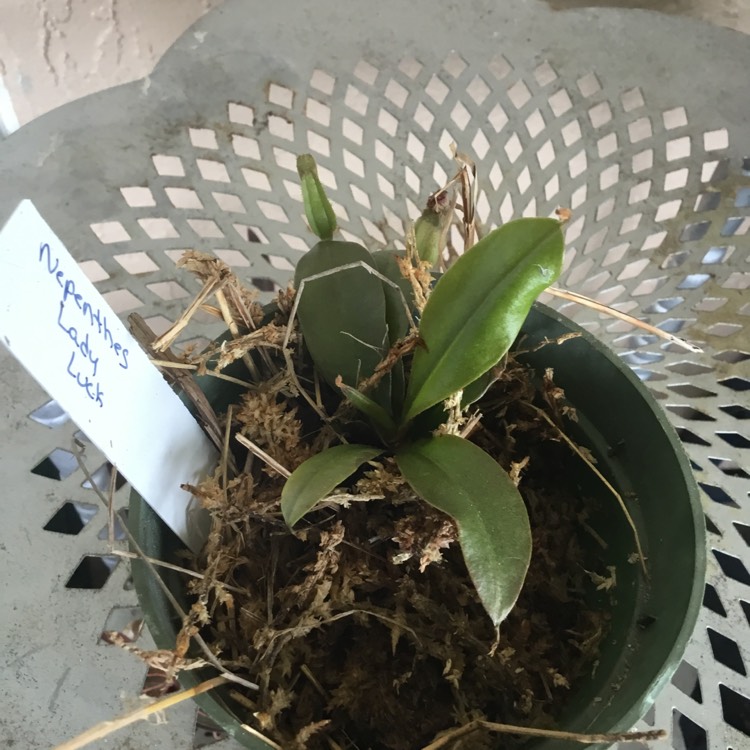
[402,218,564,423]
[281,444,382,527]
[413,189,454,267]
[396,434,531,626]
[294,240,390,400]
[337,377,398,442]
[297,154,337,240]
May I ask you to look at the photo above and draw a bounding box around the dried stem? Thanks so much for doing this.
[152,275,228,352]
[53,675,229,750]
[527,404,647,576]
[546,286,702,353]
[236,433,291,478]
[71,440,258,691]
[421,720,666,749]
[216,289,261,381]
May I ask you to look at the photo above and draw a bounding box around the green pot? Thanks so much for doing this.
[129,301,705,749]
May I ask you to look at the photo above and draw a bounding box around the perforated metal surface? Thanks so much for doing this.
[0,1,748,748]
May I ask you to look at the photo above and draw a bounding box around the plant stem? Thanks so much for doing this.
[421,719,666,749]
[53,676,229,750]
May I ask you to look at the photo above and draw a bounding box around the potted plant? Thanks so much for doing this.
[126,155,705,750]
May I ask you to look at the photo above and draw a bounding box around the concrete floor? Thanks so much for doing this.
[0,0,748,135]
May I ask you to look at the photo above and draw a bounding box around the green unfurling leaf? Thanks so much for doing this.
[396,434,531,626]
[294,240,390,400]
[413,190,454,267]
[402,218,564,424]
[337,378,398,442]
[281,444,382,527]
[297,154,337,240]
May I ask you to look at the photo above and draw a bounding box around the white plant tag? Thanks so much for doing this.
[0,200,218,552]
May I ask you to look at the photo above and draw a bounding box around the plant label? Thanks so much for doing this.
[0,200,217,552]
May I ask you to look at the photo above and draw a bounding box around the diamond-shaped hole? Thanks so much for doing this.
[710,455,750,479]
[666,136,691,162]
[97,509,129,542]
[666,406,715,422]
[188,219,224,239]
[120,186,155,208]
[675,427,711,447]
[193,709,229,748]
[310,68,335,95]
[306,98,331,127]
[43,501,97,535]
[251,277,278,293]
[708,628,746,675]
[228,102,254,127]
[671,661,703,704]
[716,431,750,449]
[165,187,203,209]
[189,128,218,149]
[721,272,750,290]
[344,84,368,115]
[576,72,599,97]
[99,604,143,643]
[677,272,711,290]
[196,159,230,183]
[90,221,131,244]
[83,461,127,492]
[667,383,717,398]
[713,550,750,585]
[534,61,556,86]
[735,523,750,547]
[628,117,652,143]
[267,82,294,108]
[588,101,611,128]
[29,399,69,428]
[714,349,750,363]
[65,555,119,589]
[231,134,260,159]
[152,154,185,176]
[139,217,179,239]
[704,128,729,151]
[720,684,750,737]
[113,252,159,275]
[507,80,531,109]
[672,709,707,750]
[620,86,644,111]
[242,168,272,192]
[628,180,651,205]
[467,75,490,105]
[703,583,727,616]
[262,253,295,272]
[268,115,294,141]
[102,288,143,313]
[213,192,246,214]
[705,322,742,337]
[665,168,688,191]
[147,281,190,301]
[702,245,733,264]
[699,482,739,507]
[548,89,572,117]
[213,249,249,267]
[719,376,750,392]
[78,260,110,283]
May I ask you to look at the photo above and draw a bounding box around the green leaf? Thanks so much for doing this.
[371,250,412,417]
[337,379,398,442]
[402,218,564,423]
[294,240,390,400]
[282,444,382,527]
[297,154,337,240]
[396,435,531,626]
[462,369,499,408]
[370,251,412,344]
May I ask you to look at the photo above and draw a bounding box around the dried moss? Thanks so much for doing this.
[176,350,612,750]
